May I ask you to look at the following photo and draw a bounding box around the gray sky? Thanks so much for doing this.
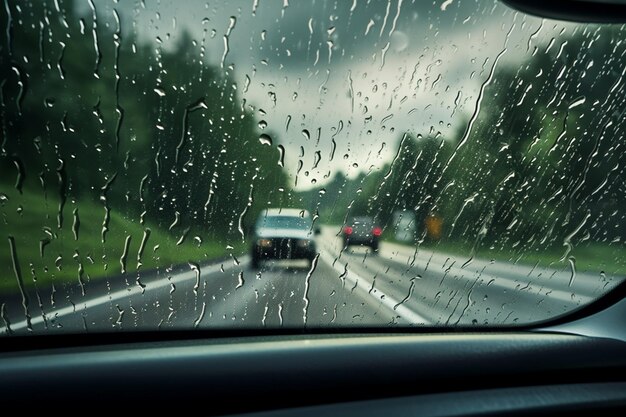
[100,0,576,190]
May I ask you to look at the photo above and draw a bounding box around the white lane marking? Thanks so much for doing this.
[319,249,431,325]
[380,243,595,304]
[7,245,433,331]
[5,257,250,333]
[354,246,593,305]
[384,241,611,298]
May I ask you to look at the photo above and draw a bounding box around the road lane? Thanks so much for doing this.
[318,226,622,325]
[2,249,405,333]
[2,226,622,334]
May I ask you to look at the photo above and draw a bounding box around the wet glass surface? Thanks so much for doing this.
[1,0,625,334]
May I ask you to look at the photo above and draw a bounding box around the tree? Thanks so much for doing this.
[0,0,290,245]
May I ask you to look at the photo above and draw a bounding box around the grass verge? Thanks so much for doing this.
[0,186,244,295]
[381,230,626,276]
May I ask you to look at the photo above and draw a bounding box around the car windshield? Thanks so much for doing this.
[1,0,625,334]
[259,216,312,230]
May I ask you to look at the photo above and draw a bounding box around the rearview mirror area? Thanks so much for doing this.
[501,0,626,23]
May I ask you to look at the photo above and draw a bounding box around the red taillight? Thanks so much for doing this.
[344,226,353,235]
[372,227,382,237]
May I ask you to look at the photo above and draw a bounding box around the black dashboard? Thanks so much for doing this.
[1,331,625,414]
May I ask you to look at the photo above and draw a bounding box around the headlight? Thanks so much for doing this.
[297,239,311,247]
[258,239,272,248]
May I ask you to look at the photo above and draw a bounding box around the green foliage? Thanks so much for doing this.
[0,187,240,293]
[308,25,626,265]
[0,0,288,290]
[439,25,626,254]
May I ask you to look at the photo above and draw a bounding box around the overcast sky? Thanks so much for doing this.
[96,0,577,190]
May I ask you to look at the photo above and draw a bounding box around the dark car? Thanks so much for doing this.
[343,216,382,252]
[251,209,318,268]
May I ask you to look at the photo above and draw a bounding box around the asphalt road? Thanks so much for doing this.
[1,227,621,334]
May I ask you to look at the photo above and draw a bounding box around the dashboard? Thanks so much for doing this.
[1,330,626,414]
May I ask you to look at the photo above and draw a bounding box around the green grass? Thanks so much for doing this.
[0,186,244,295]
[382,230,626,276]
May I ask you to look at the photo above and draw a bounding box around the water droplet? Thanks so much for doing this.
[12,157,25,194]
[188,97,208,111]
[285,115,291,131]
[56,159,68,229]
[568,96,586,109]
[278,303,284,326]
[236,271,245,289]
[120,235,131,274]
[169,211,181,231]
[72,208,80,240]
[302,254,319,325]
[568,256,577,287]
[220,16,237,69]
[136,228,151,269]
[194,302,206,328]
[394,278,416,310]
[277,144,285,167]
[259,133,273,146]
[8,236,32,331]
[189,262,201,295]
[176,227,190,246]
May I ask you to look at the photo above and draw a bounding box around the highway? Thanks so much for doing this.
[1,227,621,334]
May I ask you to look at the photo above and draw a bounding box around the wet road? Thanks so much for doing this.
[1,227,621,334]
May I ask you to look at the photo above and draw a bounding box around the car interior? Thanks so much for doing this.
[2,0,626,415]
